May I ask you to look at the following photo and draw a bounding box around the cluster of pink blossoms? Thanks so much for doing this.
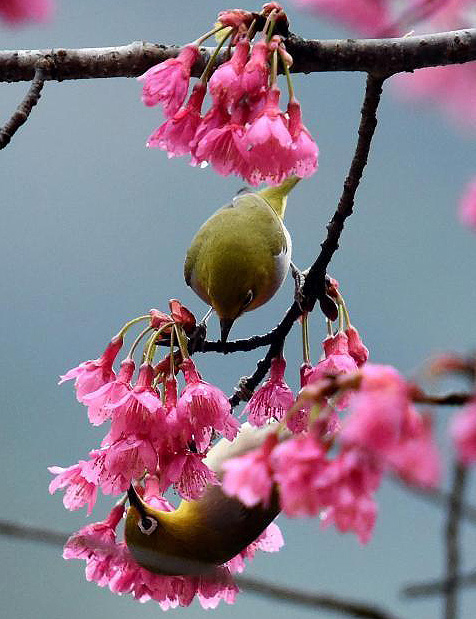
[49,300,286,607]
[138,3,318,186]
[222,287,441,544]
[62,480,282,609]
[0,0,52,24]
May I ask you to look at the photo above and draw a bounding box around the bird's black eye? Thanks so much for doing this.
[242,290,254,309]
[138,516,158,535]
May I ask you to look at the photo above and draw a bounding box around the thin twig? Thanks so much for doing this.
[0,61,47,149]
[0,29,474,83]
[229,73,385,407]
[0,518,404,619]
[402,568,476,597]
[412,390,473,406]
[443,462,467,619]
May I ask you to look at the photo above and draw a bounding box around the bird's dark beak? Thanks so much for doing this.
[220,318,234,345]
[127,484,147,519]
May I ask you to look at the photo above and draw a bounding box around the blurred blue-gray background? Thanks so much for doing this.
[0,2,475,618]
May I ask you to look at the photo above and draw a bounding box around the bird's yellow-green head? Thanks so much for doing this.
[184,176,300,343]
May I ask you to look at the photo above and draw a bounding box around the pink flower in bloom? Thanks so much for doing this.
[243,355,294,426]
[451,400,476,463]
[291,0,390,35]
[319,448,382,544]
[287,98,319,179]
[459,177,476,231]
[387,410,440,488]
[48,460,98,514]
[222,433,277,507]
[192,103,249,177]
[142,475,175,511]
[102,435,158,492]
[138,44,200,117]
[287,362,313,433]
[176,358,239,444]
[59,336,123,404]
[271,434,329,516]
[190,97,230,162]
[241,39,270,97]
[341,364,409,454]
[208,38,250,105]
[63,503,124,561]
[158,451,218,500]
[82,358,135,426]
[0,0,53,24]
[242,86,296,186]
[107,363,165,444]
[147,83,206,157]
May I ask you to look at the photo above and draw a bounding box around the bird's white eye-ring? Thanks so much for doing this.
[138,516,158,535]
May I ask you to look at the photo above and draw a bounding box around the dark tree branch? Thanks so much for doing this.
[443,462,467,619]
[0,61,48,149]
[402,569,476,598]
[0,29,474,84]
[412,391,473,406]
[0,518,404,619]
[228,73,385,407]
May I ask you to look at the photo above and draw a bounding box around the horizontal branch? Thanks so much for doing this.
[0,28,474,84]
[0,518,403,618]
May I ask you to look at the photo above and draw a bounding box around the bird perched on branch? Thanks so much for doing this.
[125,423,281,576]
[184,177,300,343]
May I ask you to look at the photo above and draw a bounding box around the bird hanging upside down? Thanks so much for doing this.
[184,177,300,343]
[125,423,281,576]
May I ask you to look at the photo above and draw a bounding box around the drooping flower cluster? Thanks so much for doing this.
[223,361,441,544]
[0,0,52,24]
[49,300,288,607]
[138,3,318,186]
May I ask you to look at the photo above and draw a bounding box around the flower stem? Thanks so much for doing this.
[174,324,190,360]
[200,29,233,84]
[280,49,295,101]
[116,314,150,339]
[144,322,175,365]
[194,24,227,47]
[127,325,154,359]
[302,314,311,365]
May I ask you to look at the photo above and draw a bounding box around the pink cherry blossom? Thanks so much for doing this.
[319,448,382,544]
[59,336,123,403]
[341,364,410,454]
[271,434,329,515]
[48,460,98,514]
[287,362,313,433]
[192,103,249,177]
[459,177,476,231]
[176,358,239,444]
[451,400,476,463]
[241,39,270,96]
[107,363,165,443]
[287,98,319,179]
[243,355,294,426]
[138,44,200,117]
[208,38,250,105]
[387,410,440,488]
[222,433,277,507]
[82,358,135,425]
[147,82,206,157]
[158,451,218,500]
[0,0,53,24]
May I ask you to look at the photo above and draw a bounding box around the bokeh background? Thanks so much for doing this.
[1,2,475,618]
